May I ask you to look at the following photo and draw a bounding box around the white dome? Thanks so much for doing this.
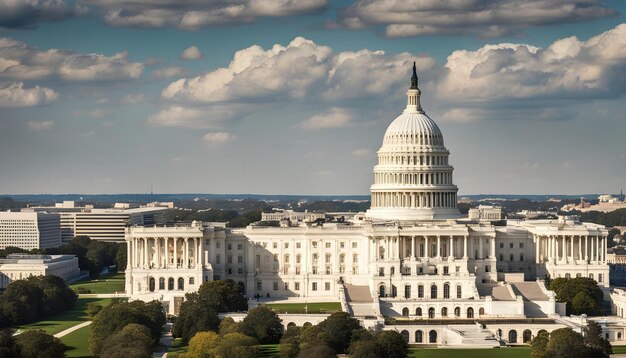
[382,112,444,147]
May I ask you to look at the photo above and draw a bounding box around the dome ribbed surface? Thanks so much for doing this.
[382,112,444,147]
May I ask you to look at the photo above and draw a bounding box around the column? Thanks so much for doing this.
[570,236,574,264]
[448,236,453,260]
[584,236,588,261]
[165,237,169,268]
[490,236,495,259]
[602,237,606,263]
[535,236,540,263]
[185,238,189,268]
[578,236,582,262]
[463,236,468,259]
[174,238,178,268]
[143,238,148,268]
[436,236,441,259]
[479,237,484,259]
[411,236,415,259]
[592,236,596,262]
[127,239,132,269]
[425,236,429,258]
[194,238,198,268]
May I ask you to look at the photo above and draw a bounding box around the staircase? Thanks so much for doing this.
[445,325,502,348]
[343,284,380,318]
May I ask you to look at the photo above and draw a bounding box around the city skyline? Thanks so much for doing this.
[1,0,625,196]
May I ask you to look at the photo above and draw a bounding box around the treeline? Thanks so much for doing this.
[1,236,126,279]
[577,208,626,227]
[0,329,68,358]
[547,277,604,316]
[0,197,24,211]
[89,299,166,356]
[0,276,77,327]
[297,201,371,213]
[531,321,611,358]
[174,280,407,358]
[165,209,264,228]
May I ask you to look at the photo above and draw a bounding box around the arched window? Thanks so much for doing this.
[178,277,184,290]
[509,330,517,343]
[454,307,460,317]
[418,285,424,298]
[401,330,409,342]
[339,254,345,264]
[325,253,332,263]
[284,254,290,263]
[313,253,318,264]
[467,307,474,318]
[402,307,409,317]
[391,285,397,298]
[456,285,462,298]
[443,283,450,299]
[404,285,411,299]
[159,277,165,290]
[379,285,386,297]
[589,273,594,280]
[428,307,435,318]
[415,330,423,343]
[479,307,485,316]
[441,307,448,317]
[149,277,155,292]
[416,307,422,317]
[523,330,532,343]
[168,277,174,290]
[429,330,437,343]
[618,332,622,340]
[565,273,571,279]
[379,267,385,276]
[431,284,438,299]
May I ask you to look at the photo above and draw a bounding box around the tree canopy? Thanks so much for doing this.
[239,306,283,344]
[548,277,604,315]
[531,325,612,358]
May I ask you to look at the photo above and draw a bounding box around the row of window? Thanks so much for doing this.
[255,281,332,292]
[378,153,448,166]
[379,283,463,299]
[401,306,480,318]
[146,276,195,292]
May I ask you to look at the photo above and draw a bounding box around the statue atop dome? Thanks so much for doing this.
[410,62,418,89]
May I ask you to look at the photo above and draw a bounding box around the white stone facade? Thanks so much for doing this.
[0,211,62,250]
[0,254,80,288]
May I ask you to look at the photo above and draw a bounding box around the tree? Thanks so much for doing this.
[279,326,302,358]
[172,293,220,343]
[315,312,361,354]
[240,306,283,344]
[186,331,220,358]
[548,277,604,315]
[0,330,19,358]
[219,317,241,336]
[376,331,407,358]
[115,244,127,271]
[14,330,67,358]
[99,323,154,358]
[197,280,248,313]
[213,332,260,358]
[584,321,612,358]
[531,330,550,358]
[0,280,43,324]
[572,291,601,316]
[546,328,590,358]
[296,345,336,358]
[348,335,379,358]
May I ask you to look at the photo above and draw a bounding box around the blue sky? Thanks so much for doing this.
[1,0,625,196]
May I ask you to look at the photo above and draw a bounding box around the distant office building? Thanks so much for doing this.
[0,212,61,250]
[468,205,503,221]
[23,201,168,242]
[0,254,80,289]
[261,210,325,222]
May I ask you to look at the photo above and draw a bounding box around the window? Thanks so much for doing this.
[379,268,385,276]
[296,254,301,264]
[443,266,449,274]
[257,281,262,291]
[285,254,290,263]
[467,307,474,318]
[485,265,490,272]
[499,243,504,249]
[312,282,317,291]
[216,242,221,249]
[295,282,300,290]
[510,254,514,261]
[285,243,289,249]
[456,285,462,298]
[227,255,232,264]
[519,243,524,248]
[402,307,409,316]
[441,307,448,317]
[178,278,184,290]
[340,242,345,249]
[189,277,194,285]
[325,282,331,291]
[454,307,460,317]
[284,283,289,290]
[296,243,301,249]
[273,282,278,290]
[509,243,513,248]
[353,254,358,263]
[238,255,243,264]
[313,254,318,264]
[238,268,243,274]
[237,244,243,250]
[443,283,450,299]
[428,307,435,318]
[325,242,331,248]
[431,285,438,299]
[216,254,221,264]
[405,285,411,299]
[273,242,278,249]
[227,244,232,250]
[340,254,345,264]
[520,254,524,261]
[159,278,165,290]
[416,330,423,343]
[325,254,331,263]
[352,242,358,248]
[418,285,424,298]
[500,254,504,261]
[312,242,318,248]
[416,307,422,316]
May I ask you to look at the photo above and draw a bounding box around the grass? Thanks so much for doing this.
[264,302,342,314]
[69,272,125,294]
[18,297,114,335]
[408,347,531,358]
[167,337,189,358]
[60,324,92,358]
[613,345,626,354]
[260,344,280,358]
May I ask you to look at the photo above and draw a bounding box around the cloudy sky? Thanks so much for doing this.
[1,0,625,196]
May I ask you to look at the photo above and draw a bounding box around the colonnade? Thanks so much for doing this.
[127,236,203,269]
[371,191,457,208]
[535,235,607,264]
[371,235,495,261]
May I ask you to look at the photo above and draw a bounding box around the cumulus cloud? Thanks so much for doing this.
[438,23,626,103]
[333,0,617,38]
[26,120,54,130]
[180,46,203,60]
[202,131,235,143]
[121,93,145,104]
[84,0,327,30]
[0,37,144,81]
[146,105,240,129]
[0,0,85,29]
[161,37,435,104]
[0,81,57,107]
[151,66,186,79]
[298,108,353,129]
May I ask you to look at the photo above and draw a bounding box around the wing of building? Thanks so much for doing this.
[125,65,613,346]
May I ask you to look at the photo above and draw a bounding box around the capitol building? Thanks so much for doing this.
[125,65,618,346]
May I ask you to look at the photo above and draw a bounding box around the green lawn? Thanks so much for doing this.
[260,344,280,358]
[168,338,189,358]
[408,347,531,358]
[613,345,626,354]
[60,324,92,358]
[18,297,114,335]
[69,273,125,294]
[264,302,342,314]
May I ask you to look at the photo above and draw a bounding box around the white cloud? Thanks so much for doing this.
[0,0,86,29]
[0,38,144,81]
[162,37,333,102]
[298,108,353,129]
[202,131,235,143]
[151,66,186,79]
[438,24,626,103]
[26,120,54,130]
[121,93,145,104]
[0,81,57,107]
[86,0,327,30]
[180,46,203,60]
[146,105,239,129]
[334,0,617,38]
[351,148,371,157]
